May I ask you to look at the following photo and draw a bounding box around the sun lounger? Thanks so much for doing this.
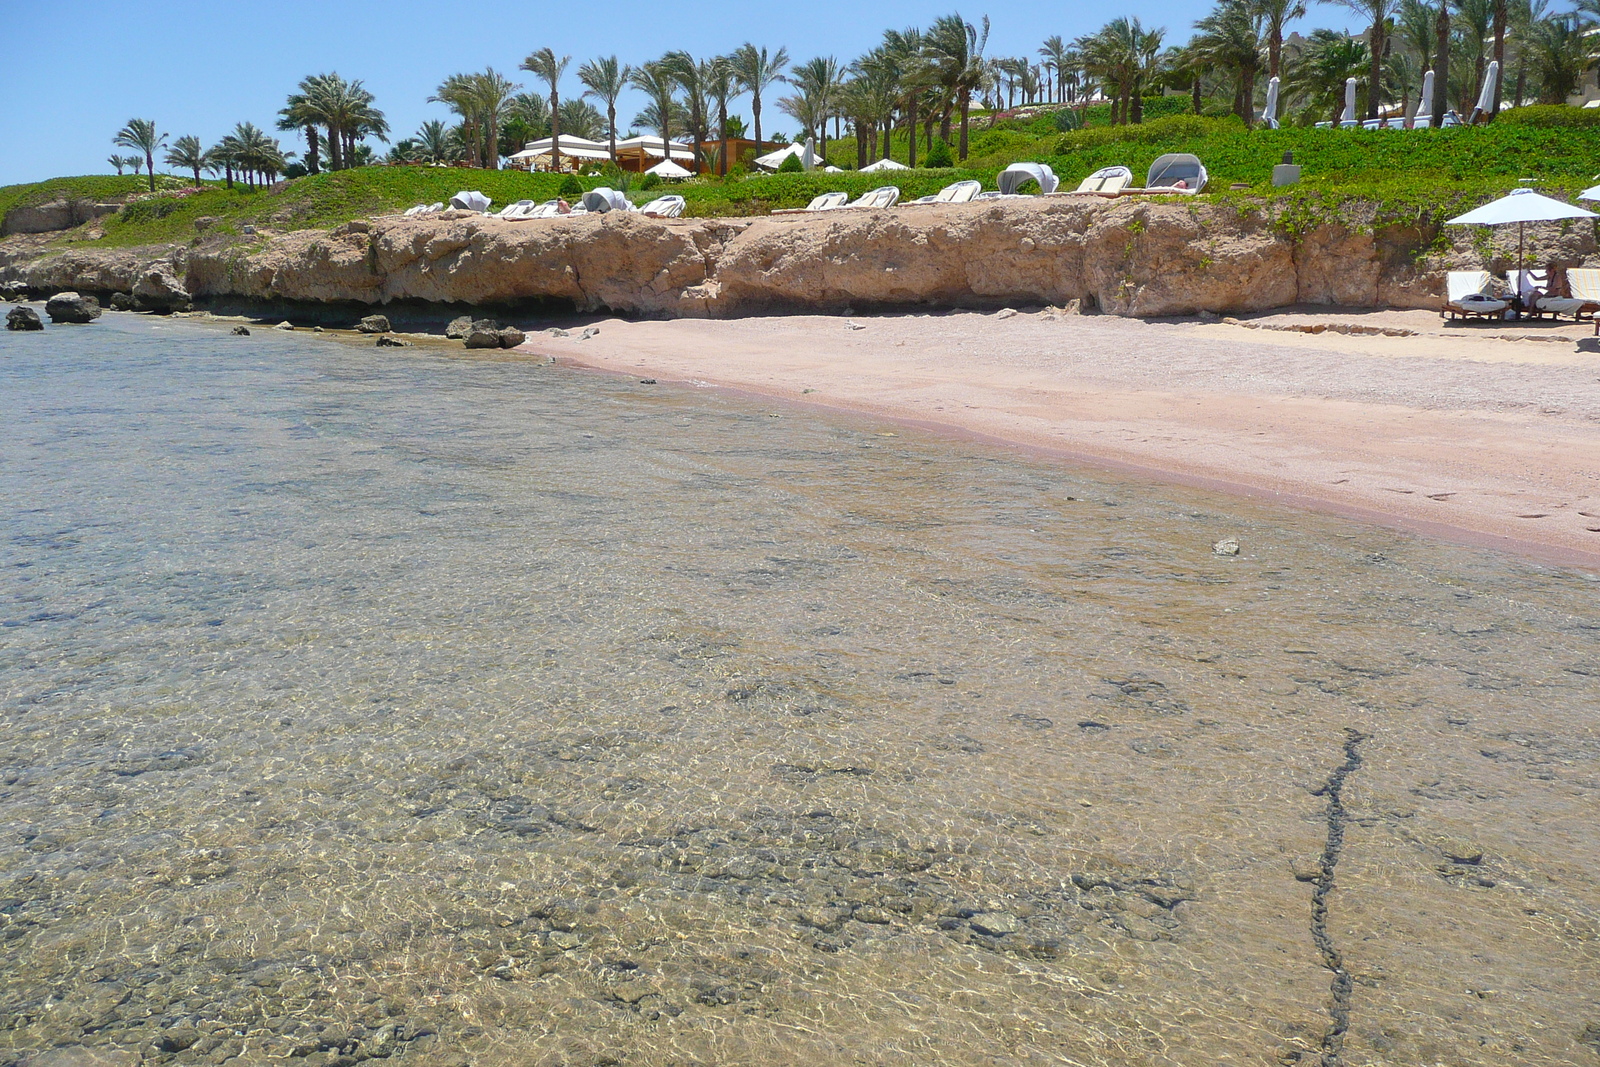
[579,188,633,214]
[1566,268,1600,319]
[846,186,901,209]
[1441,270,1509,319]
[1516,269,1598,319]
[639,195,686,218]
[1144,154,1207,193]
[1073,166,1133,195]
[493,200,536,219]
[906,180,983,205]
[997,163,1059,196]
[449,190,492,213]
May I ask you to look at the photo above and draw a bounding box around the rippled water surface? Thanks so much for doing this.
[2,313,1598,1067]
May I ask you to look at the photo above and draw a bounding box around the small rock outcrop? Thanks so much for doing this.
[445,315,474,339]
[356,314,391,333]
[461,319,525,349]
[375,334,411,346]
[108,292,135,311]
[231,325,250,335]
[45,292,102,323]
[131,265,191,312]
[6,306,44,331]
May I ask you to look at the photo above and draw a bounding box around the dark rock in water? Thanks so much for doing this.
[45,292,101,323]
[231,325,251,335]
[108,291,135,311]
[498,326,525,348]
[357,314,391,334]
[463,319,513,349]
[376,334,412,347]
[132,265,191,312]
[445,315,475,339]
[6,306,44,331]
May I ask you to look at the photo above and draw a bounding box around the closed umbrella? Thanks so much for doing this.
[1414,70,1434,128]
[1261,77,1280,129]
[1470,60,1500,124]
[1446,186,1597,274]
[802,137,817,171]
[1340,78,1358,125]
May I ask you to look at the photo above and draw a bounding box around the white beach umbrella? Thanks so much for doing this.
[1446,186,1597,271]
[1471,60,1501,122]
[1340,78,1358,124]
[1261,77,1280,129]
[802,137,817,171]
[1579,183,1600,201]
[645,159,693,179]
[1415,69,1434,127]
[860,157,910,172]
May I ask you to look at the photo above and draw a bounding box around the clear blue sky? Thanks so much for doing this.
[0,0,1352,187]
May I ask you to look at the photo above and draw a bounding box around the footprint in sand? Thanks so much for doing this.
[1517,514,1550,519]
[1383,488,1416,494]
[1427,492,1456,501]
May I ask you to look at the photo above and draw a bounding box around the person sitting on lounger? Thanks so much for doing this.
[1521,262,1592,318]
[555,199,572,215]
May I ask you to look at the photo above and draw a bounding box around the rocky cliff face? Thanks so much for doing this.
[3,197,1595,318]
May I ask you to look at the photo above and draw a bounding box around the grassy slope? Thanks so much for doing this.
[8,111,1600,249]
[0,174,173,221]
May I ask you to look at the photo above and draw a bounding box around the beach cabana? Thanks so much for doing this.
[1446,187,1597,274]
[997,162,1059,195]
[1146,155,1207,193]
[615,136,698,173]
[509,137,612,171]
[860,158,910,173]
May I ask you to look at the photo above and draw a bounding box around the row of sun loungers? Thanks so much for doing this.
[1442,269,1600,321]
[401,191,688,222]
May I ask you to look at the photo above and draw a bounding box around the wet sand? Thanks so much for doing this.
[531,308,1600,569]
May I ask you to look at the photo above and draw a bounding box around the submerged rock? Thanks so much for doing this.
[357,313,391,334]
[45,291,101,323]
[376,334,412,347]
[231,325,250,335]
[1213,538,1241,556]
[6,305,44,331]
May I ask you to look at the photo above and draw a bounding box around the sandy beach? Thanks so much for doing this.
[532,306,1600,568]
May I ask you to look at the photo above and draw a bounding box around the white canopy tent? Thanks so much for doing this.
[645,159,693,179]
[613,135,696,162]
[753,142,808,170]
[1446,187,1597,272]
[860,157,910,173]
[509,136,612,170]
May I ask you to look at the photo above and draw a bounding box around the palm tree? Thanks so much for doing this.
[1286,28,1372,121]
[1526,12,1596,101]
[630,61,679,169]
[1334,0,1401,118]
[731,43,790,149]
[788,56,842,162]
[664,51,712,172]
[558,99,605,141]
[413,119,456,162]
[1192,1,1261,123]
[521,48,571,171]
[108,155,127,176]
[1394,0,1438,120]
[165,135,209,187]
[924,13,990,159]
[706,55,740,175]
[578,55,633,163]
[476,69,522,169]
[1039,35,1071,101]
[278,83,322,175]
[113,119,166,192]
[1255,0,1308,78]
[1452,0,1496,110]
[876,29,928,165]
[429,70,518,168]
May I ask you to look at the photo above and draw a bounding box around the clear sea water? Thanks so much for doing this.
[2,312,1597,1066]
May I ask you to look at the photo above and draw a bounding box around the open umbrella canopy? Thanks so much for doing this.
[644,159,692,179]
[1578,183,1600,201]
[1446,187,1596,225]
[860,157,910,172]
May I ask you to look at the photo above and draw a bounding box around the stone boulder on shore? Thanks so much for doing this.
[45,292,101,323]
[132,265,191,312]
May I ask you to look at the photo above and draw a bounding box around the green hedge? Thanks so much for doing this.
[1494,104,1600,127]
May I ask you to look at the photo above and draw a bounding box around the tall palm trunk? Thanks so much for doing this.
[906,98,918,166]
[1431,2,1450,125]
[487,113,500,170]
[609,104,619,165]
[550,88,562,172]
[752,89,763,148]
[144,150,155,192]
[326,124,343,170]
[1369,21,1385,120]
[1132,76,1145,124]
[1490,0,1506,117]
[224,162,233,189]
[1193,75,1203,114]
[717,101,728,175]
[304,126,320,175]
[958,94,971,160]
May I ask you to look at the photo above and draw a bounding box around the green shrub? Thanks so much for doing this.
[283,162,308,179]
[925,138,953,167]
[558,174,583,195]
[778,153,804,172]
[1495,104,1600,127]
[119,197,186,223]
[639,172,661,190]
[1055,109,1084,133]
